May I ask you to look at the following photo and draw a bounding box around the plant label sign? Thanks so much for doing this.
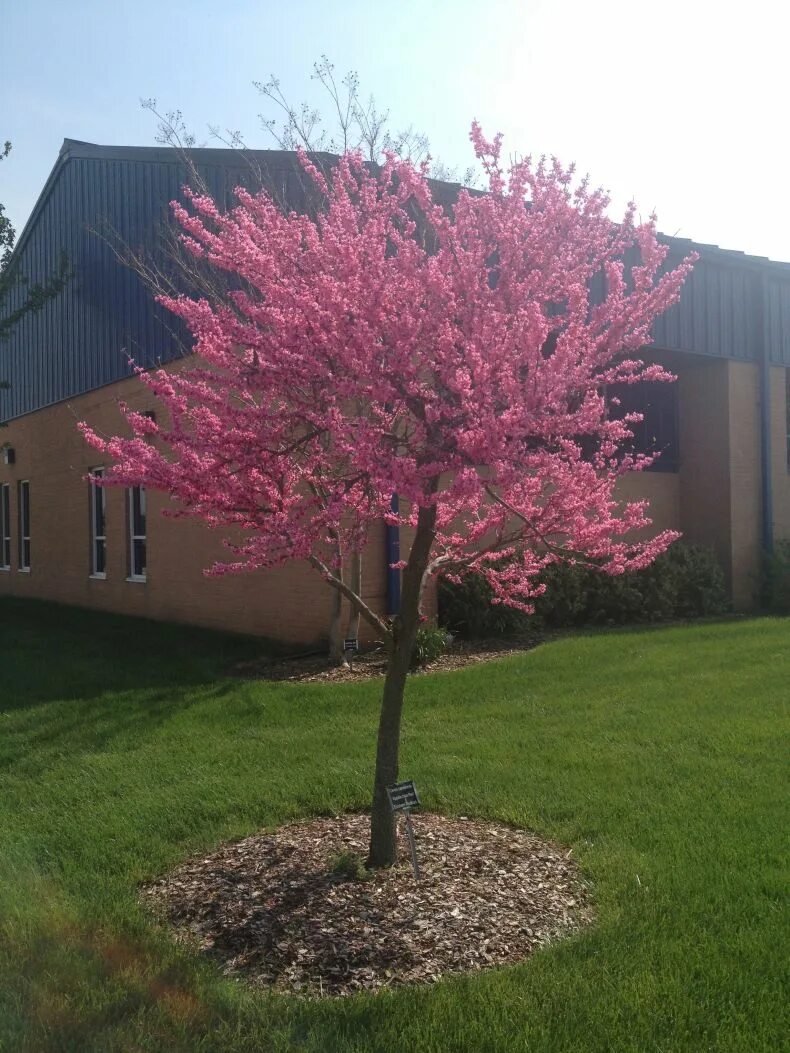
[343,637,359,670]
[386,780,420,813]
[387,780,421,880]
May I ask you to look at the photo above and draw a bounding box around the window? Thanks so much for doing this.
[128,486,147,580]
[0,484,10,569]
[608,382,679,472]
[90,469,107,577]
[18,480,30,570]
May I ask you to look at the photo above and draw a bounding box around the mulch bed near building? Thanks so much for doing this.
[233,636,543,683]
[141,813,592,997]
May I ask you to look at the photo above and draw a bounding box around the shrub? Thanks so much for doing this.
[437,572,532,640]
[536,543,728,627]
[439,542,729,639]
[652,542,730,620]
[536,560,654,627]
[410,623,451,669]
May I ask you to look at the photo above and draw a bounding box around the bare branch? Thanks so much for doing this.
[309,554,390,638]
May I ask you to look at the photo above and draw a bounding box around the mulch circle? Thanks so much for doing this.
[141,813,593,997]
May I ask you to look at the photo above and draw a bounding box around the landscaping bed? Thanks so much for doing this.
[142,813,591,996]
[231,635,541,682]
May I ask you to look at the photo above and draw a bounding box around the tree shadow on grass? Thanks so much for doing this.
[0,596,282,774]
[0,596,274,712]
[0,681,249,777]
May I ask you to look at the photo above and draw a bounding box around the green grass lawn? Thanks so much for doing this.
[0,597,787,1053]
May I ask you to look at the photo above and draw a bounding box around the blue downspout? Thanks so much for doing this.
[385,493,401,616]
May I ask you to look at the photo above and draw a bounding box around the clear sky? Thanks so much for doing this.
[2,0,788,259]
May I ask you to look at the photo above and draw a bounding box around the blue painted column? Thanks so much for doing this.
[385,493,401,616]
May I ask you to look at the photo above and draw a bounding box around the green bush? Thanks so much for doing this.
[536,543,728,627]
[438,542,729,639]
[410,623,450,669]
[760,539,790,613]
[437,572,531,640]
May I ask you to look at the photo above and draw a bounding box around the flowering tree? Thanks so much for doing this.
[144,55,472,663]
[81,126,694,868]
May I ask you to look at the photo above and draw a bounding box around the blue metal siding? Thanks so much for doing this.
[651,254,763,361]
[765,278,790,365]
[1,158,176,421]
[0,149,303,422]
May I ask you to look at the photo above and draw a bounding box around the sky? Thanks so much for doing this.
[3,0,789,260]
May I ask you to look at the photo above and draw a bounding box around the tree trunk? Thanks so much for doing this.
[327,583,345,665]
[367,503,436,869]
[348,550,362,643]
[327,540,346,666]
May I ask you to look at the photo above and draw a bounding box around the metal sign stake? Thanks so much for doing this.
[403,810,420,882]
[386,780,421,882]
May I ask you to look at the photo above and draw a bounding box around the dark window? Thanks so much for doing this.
[128,486,147,580]
[18,480,30,570]
[91,469,107,577]
[0,484,10,569]
[608,381,679,472]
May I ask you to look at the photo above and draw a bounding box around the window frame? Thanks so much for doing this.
[18,479,30,572]
[127,485,147,583]
[0,484,10,570]
[90,468,107,579]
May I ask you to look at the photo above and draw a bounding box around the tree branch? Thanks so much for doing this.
[309,554,390,638]
[483,484,604,567]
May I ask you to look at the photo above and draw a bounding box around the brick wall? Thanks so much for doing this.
[674,357,790,609]
[615,470,681,538]
[619,355,787,609]
[770,366,790,543]
[3,361,787,632]
[0,377,390,645]
[727,361,762,608]
[677,356,733,576]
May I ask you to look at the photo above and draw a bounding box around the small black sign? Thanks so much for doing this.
[343,637,359,653]
[386,780,420,813]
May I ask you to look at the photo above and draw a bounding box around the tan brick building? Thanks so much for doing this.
[2,141,790,641]
[616,352,790,608]
[0,374,391,642]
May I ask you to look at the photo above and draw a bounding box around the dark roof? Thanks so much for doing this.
[10,140,347,267]
[659,235,790,274]
[1,141,352,422]
[16,139,790,274]
[2,139,790,424]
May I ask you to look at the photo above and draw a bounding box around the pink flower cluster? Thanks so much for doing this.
[81,125,696,613]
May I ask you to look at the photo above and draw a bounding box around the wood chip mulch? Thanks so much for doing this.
[233,636,543,683]
[141,813,593,997]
